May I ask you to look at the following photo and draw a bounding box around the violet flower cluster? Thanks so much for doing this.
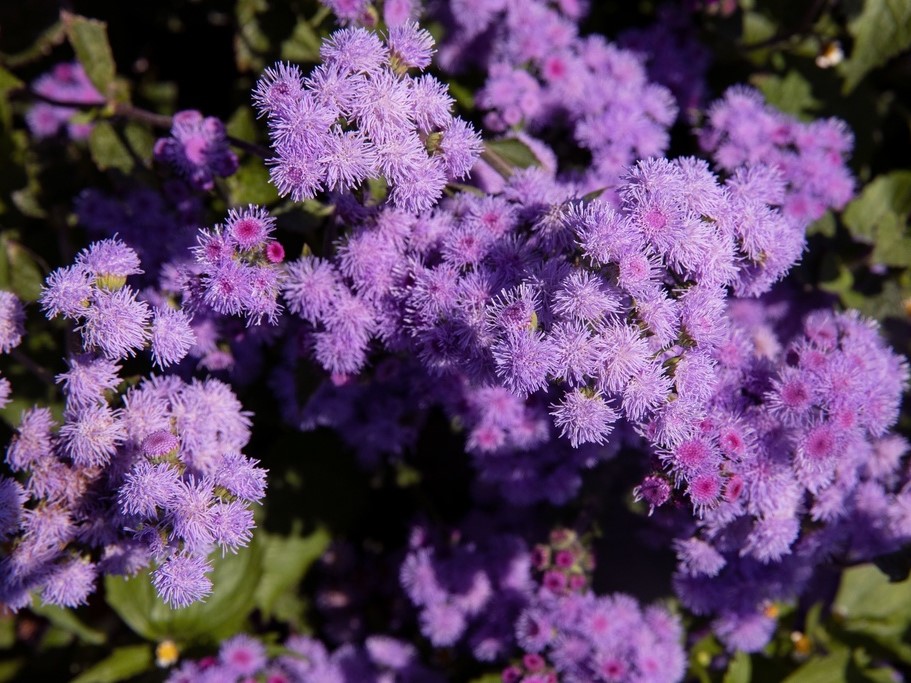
[26,61,104,140]
[399,521,686,682]
[0,290,25,409]
[154,110,239,191]
[0,241,265,611]
[253,23,482,213]
[166,632,443,683]
[700,86,855,223]
[433,0,676,196]
[663,301,910,652]
[279,151,822,508]
[189,205,286,326]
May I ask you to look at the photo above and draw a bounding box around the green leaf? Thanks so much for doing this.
[834,564,911,624]
[0,659,23,683]
[808,211,836,238]
[842,172,911,267]
[106,539,263,644]
[469,675,503,683]
[2,236,44,302]
[70,645,153,683]
[29,603,106,645]
[842,0,911,92]
[0,66,24,129]
[754,70,819,117]
[61,12,117,97]
[88,122,134,173]
[782,649,850,683]
[254,528,329,620]
[280,19,322,63]
[723,651,752,683]
[485,138,540,170]
[228,161,278,206]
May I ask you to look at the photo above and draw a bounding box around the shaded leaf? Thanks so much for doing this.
[29,603,106,645]
[485,138,540,170]
[88,122,134,173]
[723,651,751,683]
[61,12,117,97]
[842,0,911,92]
[106,539,263,644]
[255,527,329,620]
[754,70,818,117]
[70,645,152,683]
[842,172,911,267]
[2,237,44,302]
[835,563,911,620]
[781,650,850,682]
[281,19,322,63]
[228,161,278,206]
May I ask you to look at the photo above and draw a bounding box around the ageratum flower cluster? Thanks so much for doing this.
[280,153,815,506]
[190,205,286,325]
[26,61,104,140]
[154,110,240,192]
[700,86,855,223]
[253,23,483,212]
[166,632,444,682]
[434,0,676,196]
[0,241,265,610]
[667,302,909,651]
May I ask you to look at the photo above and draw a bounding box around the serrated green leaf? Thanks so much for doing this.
[722,651,751,683]
[485,138,540,170]
[842,0,911,92]
[62,12,117,97]
[754,70,818,117]
[106,539,263,644]
[29,603,106,645]
[70,645,152,683]
[0,67,24,130]
[782,649,850,683]
[254,528,329,620]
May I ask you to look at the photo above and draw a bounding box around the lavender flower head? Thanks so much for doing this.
[154,110,239,191]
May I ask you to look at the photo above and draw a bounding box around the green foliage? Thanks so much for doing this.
[722,651,751,683]
[842,172,911,268]
[69,645,152,683]
[61,12,118,99]
[484,138,540,170]
[254,527,329,623]
[28,604,107,646]
[842,0,911,92]
[106,539,264,644]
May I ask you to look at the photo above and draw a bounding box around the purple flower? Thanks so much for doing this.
[59,404,125,467]
[40,265,94,320]
[154,110,238,191]
[41,558,97,607]
[388,22,436,70]
[152,553,213,608]
[56,354,122,410]
[119,462,181,517]
[0,291,25,353]
[150,308,196,368]
[220,634,267,676]
[213,452,268,503]
[550,389,618,447]
[79,287,151,360]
